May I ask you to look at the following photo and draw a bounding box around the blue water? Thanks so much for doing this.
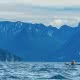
[0,62,80,80]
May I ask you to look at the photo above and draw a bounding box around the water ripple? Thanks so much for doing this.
[0,62,79,80]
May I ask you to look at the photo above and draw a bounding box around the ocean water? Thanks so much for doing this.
[0,62,80,80]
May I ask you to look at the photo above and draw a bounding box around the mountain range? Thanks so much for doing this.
[0,21,80,61]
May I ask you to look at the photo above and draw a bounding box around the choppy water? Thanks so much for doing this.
[0,62,80,80]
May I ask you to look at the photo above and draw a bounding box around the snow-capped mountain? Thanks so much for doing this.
[0,21,80,61]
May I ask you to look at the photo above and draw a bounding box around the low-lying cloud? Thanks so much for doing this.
[0,0,79,28]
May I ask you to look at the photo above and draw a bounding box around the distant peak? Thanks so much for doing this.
[78,22,80,27]
[60,24,73,30]
[61,24,70,27]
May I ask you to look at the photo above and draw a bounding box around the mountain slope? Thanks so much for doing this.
[0,21,79,61]
[0,48,21,61]
[56,26,80,61]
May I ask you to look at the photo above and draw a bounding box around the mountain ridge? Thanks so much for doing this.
[0,21,79,61]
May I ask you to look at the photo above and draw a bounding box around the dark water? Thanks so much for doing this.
[0,62,80,80]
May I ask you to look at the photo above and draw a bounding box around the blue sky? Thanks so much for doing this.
[0,0,80,28]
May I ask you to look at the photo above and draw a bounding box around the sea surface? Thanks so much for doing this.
[0,62,80,80]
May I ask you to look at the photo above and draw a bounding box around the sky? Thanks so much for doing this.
[0,0,80,28]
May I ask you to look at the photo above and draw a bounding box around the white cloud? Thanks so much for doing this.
[17,0,80,7]
[0,0,79,28]
[50,19,63,28]
[0,0,15,4]
[50,18,79,28]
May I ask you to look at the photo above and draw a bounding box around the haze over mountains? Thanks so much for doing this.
[0,21,80,61]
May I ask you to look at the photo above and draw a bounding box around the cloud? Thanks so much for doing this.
[50,18,79,28]
[0,0,79,28]
[0,0,15,4]
[17,0,80,7]
[50,19,64,27]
